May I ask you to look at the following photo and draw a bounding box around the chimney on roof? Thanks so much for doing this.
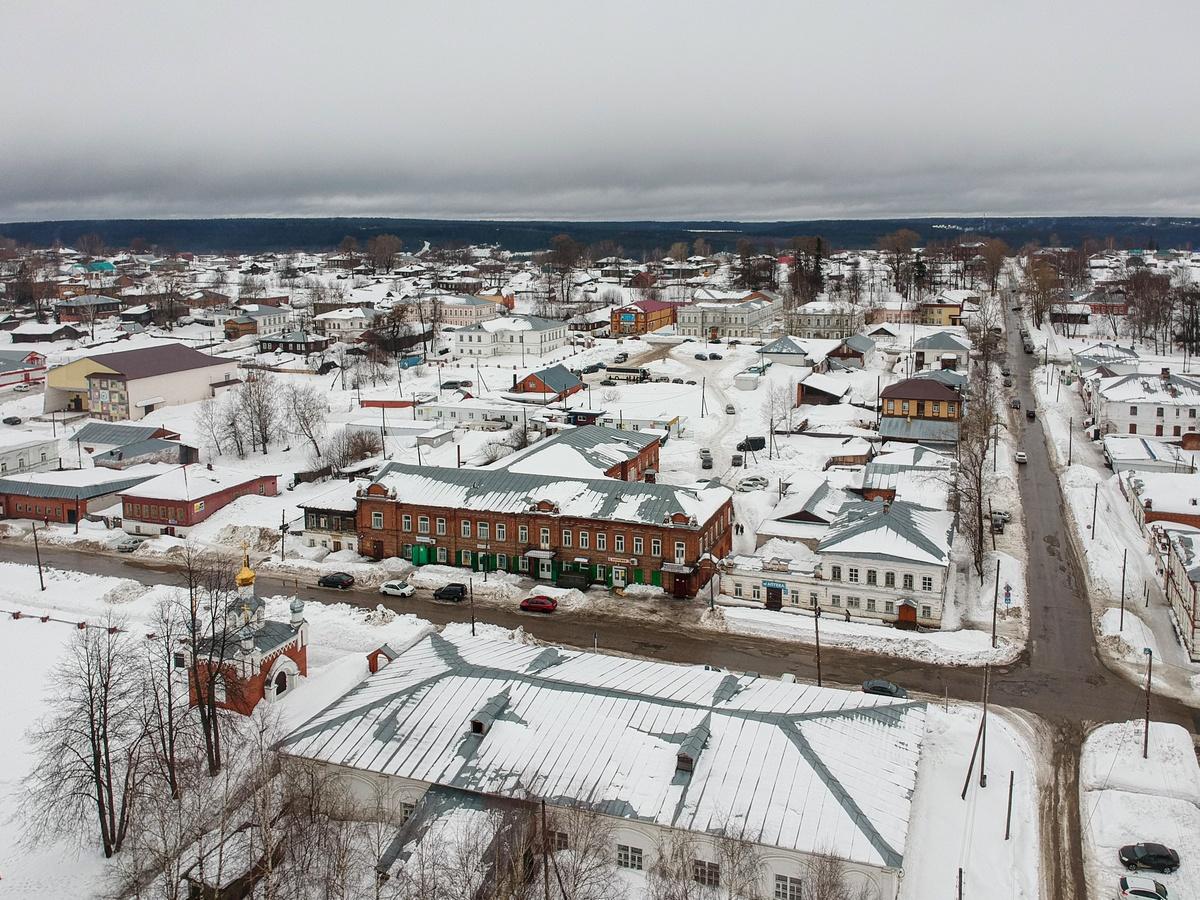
[676,717,711,773]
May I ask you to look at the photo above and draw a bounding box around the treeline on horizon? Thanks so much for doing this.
[1,215,1198,256]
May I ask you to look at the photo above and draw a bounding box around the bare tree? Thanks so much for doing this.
[980,238,1010,293]
[21,617,149,858]
[194,397,224,456]
[877,229,920,296]
[141,597,195,799]
[366,234,404,273]
[283,381,328,457]
[238,373,281,454]
[802,852,880,900]
[322,428,383,471]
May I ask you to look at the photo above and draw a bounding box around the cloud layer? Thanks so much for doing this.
[3,0,1198,221]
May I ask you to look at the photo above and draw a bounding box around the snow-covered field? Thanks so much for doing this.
[1080,720,1200,900]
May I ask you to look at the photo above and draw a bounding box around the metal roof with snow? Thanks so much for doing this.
[71,422,165,447]
[280,632,926,870]
[817,498,954,566]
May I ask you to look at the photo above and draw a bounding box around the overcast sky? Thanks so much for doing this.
[3,0,1198,222]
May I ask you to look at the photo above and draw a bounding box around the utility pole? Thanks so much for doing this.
[814,607,822,687]
[541,799,551,900]
[1068,416,1073,465]
[31,520,45,592]
[470,580,476,637]
[1143,647,1153,759]
[1119,548,1127,631]
[991,557,1000,649]
[980,664,990,788]
[280,510,288,561]
[1005,770,1015,840]
[1091,482,1099,539]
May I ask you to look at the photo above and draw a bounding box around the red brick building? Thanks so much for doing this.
[510,363,585,402]
[185,553,308,716]
[356,462,732,597]
[120,464,278,537]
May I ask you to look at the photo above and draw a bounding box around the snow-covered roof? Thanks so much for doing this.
[1122,470,1200,515]
[457,314,563,334]
[121,464,275,502]
[818,499,954,566]
[1095,371,1200,406]
[368,461,728,527]
[280,632,926,869]
[491,425,658,480]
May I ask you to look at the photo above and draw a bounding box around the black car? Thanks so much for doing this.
[581,363,601,374]
[694,353,709,360]
[862,678,908,698]
[1026,408,1036,420]
[318,572,354,590]
[671,377,684,384]
[599,378,617,386]
[434,582,467,601]
[2,416,21,426]
[1119,843,1180,874]
[736,436,766,452]
[708,353,722,360]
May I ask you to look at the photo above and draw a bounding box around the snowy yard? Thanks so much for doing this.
[1080,720,1200,900]
[899,706,1042,900]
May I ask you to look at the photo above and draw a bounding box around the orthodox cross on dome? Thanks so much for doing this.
[236,541,256,589]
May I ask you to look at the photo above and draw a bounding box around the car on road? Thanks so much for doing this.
[318,572,355,590]
[520,595,558,613]
[737,475,769,492]
[993,510,1012,523]
[581,363,602,374]
[1011,305,1021,311]
[652,375,670,382]
[2,416,21,426]
[862,678,907,698]
[1026,408,1035,420]
[12,383,31,393]
[701,457,713,470]
[686,379,697,385]
[379,579,415,597]
[725,404,736,415]
[671,377,684,384]
[116,535,146,553]
[694,352,709,360]
[1119,843,1180,874]
[708,353,722,360]
[1117,875,1169,899]
[1014,451,1028,464]
[1023,343,1034,354]
[1011,398,1021,409]
[1001,368,1012,377]
[599,379,617,386]
[434,583,467,601]
[614,353,629,363]
[699,447,712,458]
[1003,377,1014,387]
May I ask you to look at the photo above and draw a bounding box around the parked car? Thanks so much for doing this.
[1003,377,1014,387]
[1026,409,1035,420]
[1011,305,1021,311]
[694,352,709,360]
[685,379,697,385]
[708,353,723,360]
[1119,843,1180,874]
[12,383,31,393]
[318,572,355,590]
[116,536,145,553]
[652,375,670,382]
[737,436,766,452]
[1011,398,1021,409]
[1014,451,1028,464]
[993,510,1012,523]
[614,353,628,363]
[737,475,769,492]
[599,379,617,386]
[731,453,744,467]
[440,379,473,389]
[701,457,714,470]
[1001,368,1012,377]
[379,580,415,597]
[862,678,907,698]
[671,377,684,384]
[1118,875,1169,899]
[725,404,736,415]
[699,448,712,458]
[434,583,467,601]
[2,416,21,426]
[581,363,601,374]
[519,595,558,613]
[1023,343,1034,354]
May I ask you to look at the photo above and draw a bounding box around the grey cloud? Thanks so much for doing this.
[2,0,1199,222]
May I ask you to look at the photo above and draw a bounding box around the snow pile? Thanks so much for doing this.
[1080,721,1200,898]
[621,583,666,599]
[1098,607,1160,665]
[720,605,1021,666]
[442,621,524,643]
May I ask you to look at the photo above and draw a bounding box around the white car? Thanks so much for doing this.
[736,476,770,492]
[1014,451,1028,464]
[116,536,146,553]
[1118,875,1169,899]
[12,383,31,393]
[379,579,415,598]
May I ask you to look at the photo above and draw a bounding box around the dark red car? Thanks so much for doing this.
[520,595,557,613]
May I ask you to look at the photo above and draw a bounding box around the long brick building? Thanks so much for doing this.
[356,462,732,597]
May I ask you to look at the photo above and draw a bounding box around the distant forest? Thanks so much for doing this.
[3,216,1199,255]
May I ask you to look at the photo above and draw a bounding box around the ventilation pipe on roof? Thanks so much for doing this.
[677,716,711,773]
[470,692,510,736]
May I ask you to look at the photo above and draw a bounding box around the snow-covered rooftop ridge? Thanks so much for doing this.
[280,632,926,869]
[122,464,275,501]
[818,498,954,566]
